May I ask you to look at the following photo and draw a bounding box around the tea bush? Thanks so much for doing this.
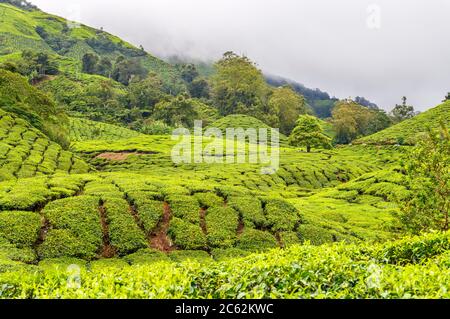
[193,192,223,208]
[103,198,147,255]
[135,200,164,234]
[41,196,102,258]
[228,196,266,228]
[0,211,41,248]
[236,229,278,252]
[263,198,300,231]
[1,232,450,298]
[167,195,201,224]
[206,207,239,248]
[168,218,207,250]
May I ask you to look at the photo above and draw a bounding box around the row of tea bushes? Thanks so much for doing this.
[1,232,449,298]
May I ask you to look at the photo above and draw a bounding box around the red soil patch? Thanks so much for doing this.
[150,202,175,252]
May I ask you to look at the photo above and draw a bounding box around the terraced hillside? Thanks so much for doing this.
[69,118,142,142]
[0,110,406,267]
[0,109,90,180]
[356,101,450,145]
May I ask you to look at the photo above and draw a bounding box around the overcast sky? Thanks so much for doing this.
[30,0,450,111]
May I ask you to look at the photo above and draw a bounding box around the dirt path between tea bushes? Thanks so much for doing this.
[99,204,116,258]
[200,208,208,235]
[149,202,174,252]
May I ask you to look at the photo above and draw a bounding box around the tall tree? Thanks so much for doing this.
[82,53,99,74]
[127,73,165,111]
[211,52,268,116]
[390,96,416,123]
[268,86,307,135]
[153,94,199,127]
[288,115,332,152]
[332,100,371,144]
[111,57,146,85]
[96,57,112,78]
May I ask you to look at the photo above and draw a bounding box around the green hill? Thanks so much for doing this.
[0,2,185,92]
[69,117,142,141]
[356,101,450,145]
[0,69,69,146]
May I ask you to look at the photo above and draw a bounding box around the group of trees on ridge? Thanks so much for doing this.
[0,47,424,148]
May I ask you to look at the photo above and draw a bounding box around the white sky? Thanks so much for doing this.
[30,0,450,111]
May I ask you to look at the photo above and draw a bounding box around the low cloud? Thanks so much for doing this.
[30,0,450,111]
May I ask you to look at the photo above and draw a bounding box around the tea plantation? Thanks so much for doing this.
[0,1,447,300]
[0,99,446,299]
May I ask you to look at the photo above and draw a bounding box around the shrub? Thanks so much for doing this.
[167,195,200,224]
[124,249,170,265]
[168,218,207,250]
[103,198,147,255]
[38,229,98,260]
[42,196,103,255]
[236,229,278,252]
[297,224,335,245]
[89,259,129,271]
[206,207,239,248]
[211,248,251,262]
[228,196,266,228]
[168,250,212,263]
[263,198,300,231]
[135,200,164,234]
[194,192,223,208]
[0,211,41,247]
[279,231,301,247]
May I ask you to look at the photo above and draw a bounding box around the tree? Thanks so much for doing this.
[111,57,146,85]
[354,96,378,109]
[366,109,393,135]
[211,52,268,116]
[390,96,415,123]
[189,77,210,99]
[268,86,307,135]
[96,57,112,78]
[82,53,99,74]
[153,95,199,127]
[127,73,165,112]
[180,64,199,83]
[332,100,372,144]
[288,115,332,152]
[444,93,450,102]
[397,122,450,234]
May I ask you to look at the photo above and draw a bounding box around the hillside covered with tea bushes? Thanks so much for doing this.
[0,1,447,299]
[356,101,450,145]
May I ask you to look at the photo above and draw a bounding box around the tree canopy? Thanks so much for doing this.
[288,115,332,152]
[211,52,268,116]
[390,96,416,124]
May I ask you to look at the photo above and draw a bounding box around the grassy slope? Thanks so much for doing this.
[0,3,185,92]
[357,101,450,145]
